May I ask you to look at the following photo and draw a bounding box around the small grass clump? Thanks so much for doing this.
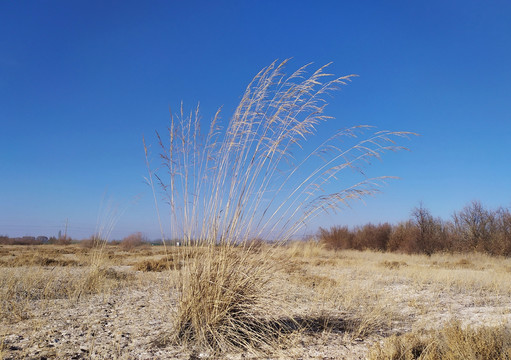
[369,321,511,360]
[133,257,172,272]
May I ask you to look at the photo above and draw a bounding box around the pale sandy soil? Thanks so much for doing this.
[1,245,511,359]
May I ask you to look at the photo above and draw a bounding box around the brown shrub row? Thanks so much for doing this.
[320,201,511,256]
[0,235,72,245]
[0,232,152,252]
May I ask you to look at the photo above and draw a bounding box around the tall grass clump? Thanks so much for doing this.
[146,60,413,353]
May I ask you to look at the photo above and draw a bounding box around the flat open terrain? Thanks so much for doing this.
[1,243,511,359]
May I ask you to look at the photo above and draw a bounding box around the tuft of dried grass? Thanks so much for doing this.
[133,257,173,272]
[145,60,413,354]
[170,246,292,353]
[369,320,511,360]
[286,240,327,259]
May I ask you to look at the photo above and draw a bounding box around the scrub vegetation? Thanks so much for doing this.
[319,201,511,256]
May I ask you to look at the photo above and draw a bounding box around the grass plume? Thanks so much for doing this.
[146,60,414,353]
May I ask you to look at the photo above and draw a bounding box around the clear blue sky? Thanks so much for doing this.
[1,1,510,240]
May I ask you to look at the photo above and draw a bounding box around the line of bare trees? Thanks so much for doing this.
[319,201,511,256]
[0,235,70,245]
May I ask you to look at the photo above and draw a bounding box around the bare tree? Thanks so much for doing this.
[452,201,494,252]
[411,203,445,255]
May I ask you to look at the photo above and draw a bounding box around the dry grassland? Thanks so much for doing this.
[1,243,511,359]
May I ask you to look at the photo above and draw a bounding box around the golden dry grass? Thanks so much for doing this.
[1,242,511,359]
[0,244,135,325]
[274,243,511,345]
[169,245,293,354]
[368,320,511,360]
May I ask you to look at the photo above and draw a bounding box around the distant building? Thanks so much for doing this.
[36,236,49,243]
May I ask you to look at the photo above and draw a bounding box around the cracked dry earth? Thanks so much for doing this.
[2,246,511,359]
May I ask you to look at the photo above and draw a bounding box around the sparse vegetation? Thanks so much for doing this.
[1,242,511,358]
[0,251,132,324]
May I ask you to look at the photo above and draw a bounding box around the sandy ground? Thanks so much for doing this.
[2,246,511,359]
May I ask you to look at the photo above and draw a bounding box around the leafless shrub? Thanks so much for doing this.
[319,226,354,250]
[452,201,494,252]
[0,235,13,245]
[322,202,511,256]
[353,223,392,251]
[0,236,44,245]
[450,201,511,255]
[409,204,448,255]
[80,236,103,249]
[387,221,417,253]
[493,207,511,256]
[119,232,148,251]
